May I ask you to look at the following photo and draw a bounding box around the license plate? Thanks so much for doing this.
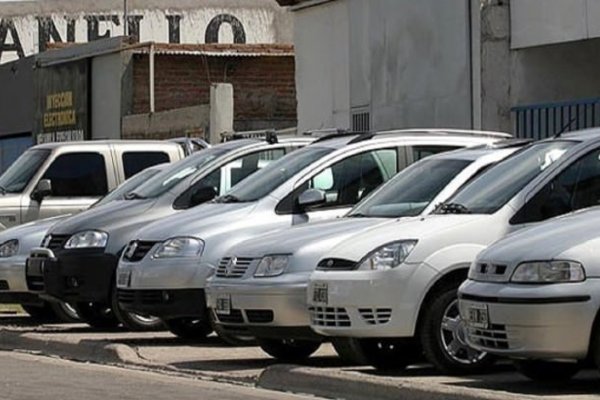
[117,271,131,287]
[26,258,45,277]
[215,295,232,315]
[312,283,328,305]
[466,304,489,329]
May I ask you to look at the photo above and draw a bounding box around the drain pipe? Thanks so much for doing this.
[149,42,155,113]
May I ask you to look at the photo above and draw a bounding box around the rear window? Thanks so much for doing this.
[122,152,170,178]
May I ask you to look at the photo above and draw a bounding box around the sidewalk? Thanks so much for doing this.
[1,316,598,400]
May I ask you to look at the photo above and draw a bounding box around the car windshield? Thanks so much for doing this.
[93,166,164,207]
[348,158,472,218]
[129,146,231,199]
[439,140,577,214]
[221,146,335,203]
[0,149,51,194]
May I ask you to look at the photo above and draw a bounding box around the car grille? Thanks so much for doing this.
[215,309,244,324]
[215,257,254,278]
[122,241,159,262]
[467,324,510,350]
[358,308,392,325]
[44,234,70,252]
[471,262,509,282]
[316,258,356,271]
[245,310,274,324]
[309,306,351,327]
[117,289,164,305]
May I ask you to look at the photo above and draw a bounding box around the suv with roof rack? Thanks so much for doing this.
[26,135,310,331]
[115,129,507,340]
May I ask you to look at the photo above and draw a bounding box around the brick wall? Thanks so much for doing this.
[130,54,297,132]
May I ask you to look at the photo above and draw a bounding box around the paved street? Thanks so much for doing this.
[0,351,321,400]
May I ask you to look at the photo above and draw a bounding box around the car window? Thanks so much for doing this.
[122,152,170,178]
[41,152,108,197]
[173,148,286,209]
[412,145,460,161]
[511,148,600,224]
[276,148,396,214]
[0,149,50,193]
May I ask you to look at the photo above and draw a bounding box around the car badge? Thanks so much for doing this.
[226,257,237,276]
[42,235,52,248]
[126,241,138,259]
[327,259,334,267]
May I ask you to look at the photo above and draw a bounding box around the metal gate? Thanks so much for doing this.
[512,98,600,140]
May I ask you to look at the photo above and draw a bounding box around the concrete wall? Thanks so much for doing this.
[293,0,472,133]
[91,52,123,140]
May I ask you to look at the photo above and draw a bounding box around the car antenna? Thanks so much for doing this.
[554,117,577,138]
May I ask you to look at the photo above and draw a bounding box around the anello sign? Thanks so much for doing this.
[0,10,255,63]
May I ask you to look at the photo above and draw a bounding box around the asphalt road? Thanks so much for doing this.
[0,351,321,400]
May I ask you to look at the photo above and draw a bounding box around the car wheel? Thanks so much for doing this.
[212,322,256,346]
[49,301,80,323]
[74,302,120,329]
[21,303,57,322]
[257,338,321,362]
[331,337,368,365]
[515,360,581,382]
[419,284,494,375]
[110,289,164,332]
[163,317,213,341]
[355,338,421,370]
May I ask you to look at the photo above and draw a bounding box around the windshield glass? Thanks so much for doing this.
[349,158,472,218]
[130,147,230,199]
[94,166,164,207]
[0,149,51,193]
[441,141,577,214]
[223,146,335,202]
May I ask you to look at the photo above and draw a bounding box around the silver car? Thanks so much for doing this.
[116,130,508,340]
[27,137,308,330]
[0,164,168,321]
[459,207,600,382]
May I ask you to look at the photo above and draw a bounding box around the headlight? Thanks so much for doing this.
[357,240,417,271]
[64,231,108,249]
[152,237,204,259]
[0,239,18,258]
[511,261,585,283]
[254,255,289,277]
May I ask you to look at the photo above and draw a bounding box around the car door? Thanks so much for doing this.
[23,150,114,222]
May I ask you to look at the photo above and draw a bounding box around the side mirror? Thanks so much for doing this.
[297,188,326,210]
[31,179,52,202]
[190,186,218,207]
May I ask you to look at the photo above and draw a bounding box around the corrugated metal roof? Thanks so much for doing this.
[132,43,294,57]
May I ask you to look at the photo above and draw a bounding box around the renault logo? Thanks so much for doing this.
[126,241,138,259]
[225,257,237,276]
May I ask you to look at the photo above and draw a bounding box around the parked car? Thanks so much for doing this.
[116,129,508,341]
[307,129,600,375]
[204,142,525,361]
[0,164,168,322]
[26,137,311,330]
[0,140,185,229]
[459,206,600,382]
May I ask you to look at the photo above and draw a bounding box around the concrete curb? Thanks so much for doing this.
[257,365,538,400]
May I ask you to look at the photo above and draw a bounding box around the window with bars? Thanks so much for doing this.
[352,111,371,132]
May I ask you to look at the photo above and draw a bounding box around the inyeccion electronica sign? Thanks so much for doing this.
[0,6,285,64]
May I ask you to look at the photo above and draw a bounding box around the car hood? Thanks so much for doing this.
[135,202,258,241]
[228,217,391,259]
[0,214,68,243]
[323,214,490,262]
[479,208,600,264]
[49,199,155,235]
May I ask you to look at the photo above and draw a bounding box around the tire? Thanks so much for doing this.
[74,302,119,329]
[49,301,80,323]
[212,321,256,346]
[164,317,213,341]
[21,303,57,323]
[331,337,368,365]
[419,283,494,375]
[110,289,164,332]
[515,360,581,382]
[353,338,422,370]
[258,338,321,362]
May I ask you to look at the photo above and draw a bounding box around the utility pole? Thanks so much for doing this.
[124,0,128,36]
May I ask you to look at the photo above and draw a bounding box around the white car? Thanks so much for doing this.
[308,129,600,374]
[204,144,523,361]
[459,207,600,382]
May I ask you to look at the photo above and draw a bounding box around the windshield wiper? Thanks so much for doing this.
[348,212,369,218]
[214,194,241,204]
[124,192,146,200]
[0,185,6,195]
[435,202,471,214]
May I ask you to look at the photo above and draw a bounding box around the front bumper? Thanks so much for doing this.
[117,257,214,291]
[117,288,208,320]
[0,256,43,305]
[26,247,118,304]
[307,264,433,338]
[206,278,317,339]
[458,279,600,361]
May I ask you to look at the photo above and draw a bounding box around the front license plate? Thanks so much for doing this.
[215,295,232,316]
[466,304,489,329]
[26,258,45,277]
[312,283,328,305]
[117,271,131,287]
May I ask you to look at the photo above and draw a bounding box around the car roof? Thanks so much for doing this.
[31,140,184,150]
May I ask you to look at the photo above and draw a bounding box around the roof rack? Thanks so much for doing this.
[488,138,532,149]
[306,129,370,143]
[377,128,512,139]
[220,127,297,144]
